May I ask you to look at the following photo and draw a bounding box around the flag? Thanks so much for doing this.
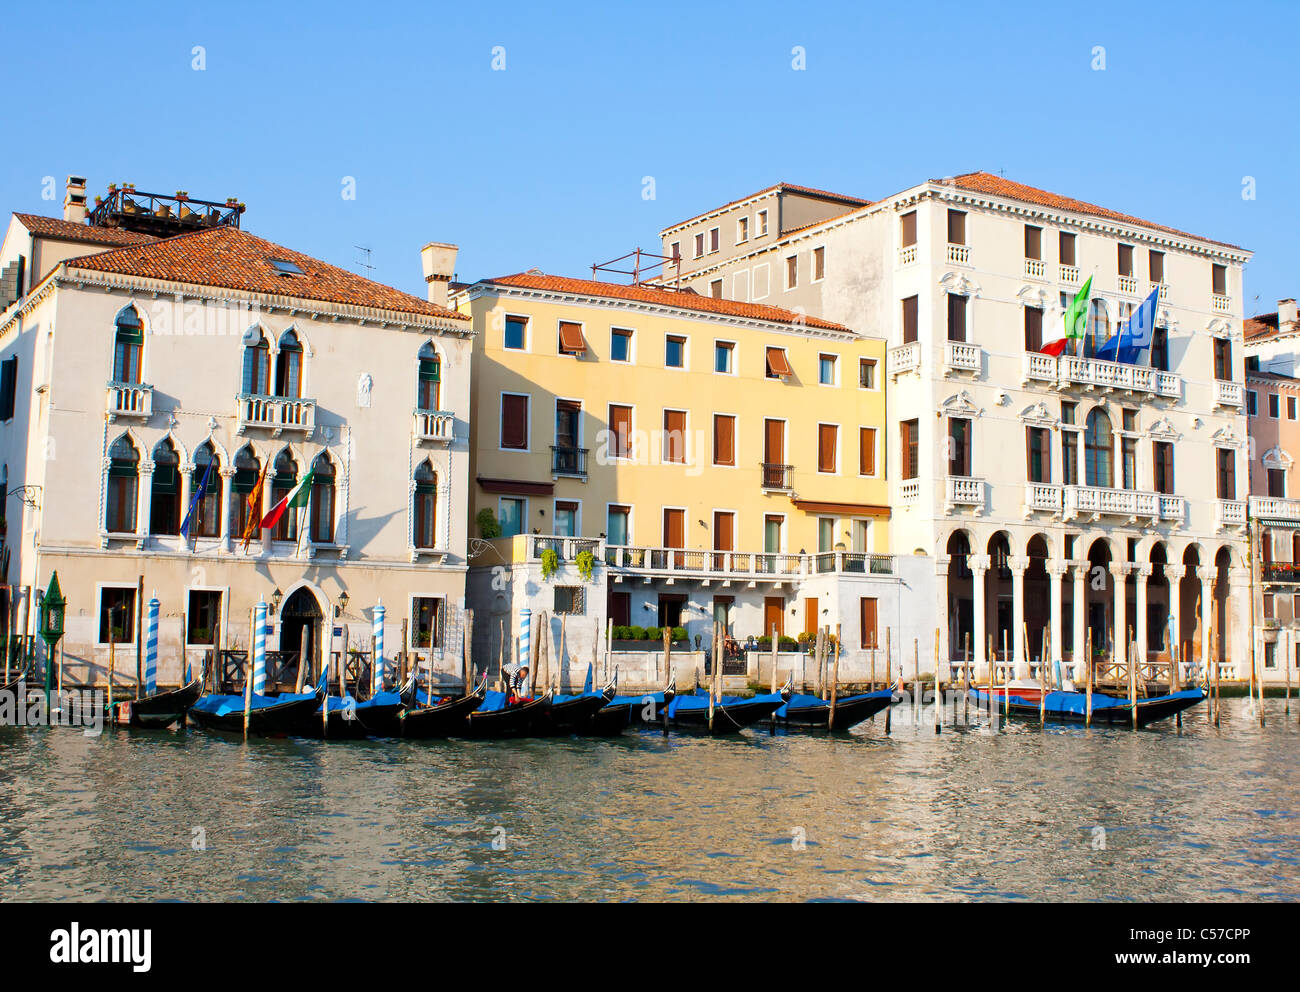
[239,464,269,552]
[259,467,314,532]
[1096,288,1159,364]
[1040,276,1092,357]
[179,459,214,539]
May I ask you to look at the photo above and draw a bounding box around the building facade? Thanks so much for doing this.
[661,173,1254,681]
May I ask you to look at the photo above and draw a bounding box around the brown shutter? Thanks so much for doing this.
[900,211,917,247]
[663,508,684,548]
[947,209,966,245]
[1024,225,1042,260]
[1024,306,1043,351]
[500,393,528,449]
[859,427,876,475]
[902,296,919,343]
[609,404,632,458]
[558,321,586,354]
[860,597,878,649]
[1212,263,1226,295]
[764,418,784,464]
[713,414,735,466]
[1149,250,1164,283]
[713,511,734,551]
[948,294,967,342]
[664,410,687,463]
[1117,244,1133,277]
[818,424,838,473]
[765,346,793,377]
[1060,232,1076,266]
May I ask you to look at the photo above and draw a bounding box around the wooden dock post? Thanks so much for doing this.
[1212,628,1221,727]
[107,615,117,715]
[1085,626,1094,727]
[463,608,474,693]
[884,627,892,735]
[912,638,919,729]
[1038,627,1047,725]
[933,627,941,735]
[829,624,842,730]
[1129,638,1138,730]
[708,621,717,733]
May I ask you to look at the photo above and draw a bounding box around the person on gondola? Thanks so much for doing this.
[503,663,531,704]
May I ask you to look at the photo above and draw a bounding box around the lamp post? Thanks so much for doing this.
[38,571,65,708]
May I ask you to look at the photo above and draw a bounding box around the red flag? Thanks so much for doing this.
[1039,338,1069,358]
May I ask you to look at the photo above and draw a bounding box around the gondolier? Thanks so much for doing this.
[503,663,531,703]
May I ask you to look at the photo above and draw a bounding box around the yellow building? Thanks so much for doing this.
[455,272,900,684]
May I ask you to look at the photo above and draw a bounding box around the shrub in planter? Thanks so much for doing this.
[757,635,771,648]
[778,636,798,651]
[475,507,501,539]
[645,626,662,643]
[672,626,687,642]
[626,625,646,641]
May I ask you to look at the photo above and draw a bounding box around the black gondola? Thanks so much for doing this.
[665,679,790,734]
[188,681,327,735]
[538,679,617,735]
[108,678,203,729]
[771,689,895,731]
[967,685,1206,727]
[462,689,553,738]
[400,674,489,739]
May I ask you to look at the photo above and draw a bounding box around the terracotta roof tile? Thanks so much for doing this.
[938,173,1246,251]
[14,213,157,247]
[1245,314,1278,341]
[64,225,467,320]
[477,272,853,332]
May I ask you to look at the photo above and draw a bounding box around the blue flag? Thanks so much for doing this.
[1096,288,1159,364]
[180,458,214,539]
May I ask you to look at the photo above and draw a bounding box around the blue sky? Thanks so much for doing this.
[2,0,1295,314]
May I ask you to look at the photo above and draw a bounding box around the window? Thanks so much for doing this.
[859,427,876,476]
[105,435,139,533]
[500,393,529,450]
[504,315,527,350]
[1268,468,1286,497]
[1216,449,1236,500]
[764,514,783,554]
[417,344,441,410]
[757,210,769,236]
[241,329,270,395]
[813,246,825,281]
[947,294,968,342]
[1059,232,1077,267]
[709,279,723,299]
[818,517,835,553]
[1024,306,1043,351]
[1154,441,1175,495]
[762,419,786,484]
[1213,338,1232,380]
[557,320,586,356]
[948,418,971,476]
[610,327,633,363]
[554,585,585,615]
[693,233,705,259]
[901,418,919,480]
[1024,225,1042,260]
[609,404,633,459]
[817,424,838,473]
[554,400,581,470]
[1149,250,1165,284]
[1290,396,1298,421]
[268,258,305,276]
[714,340,734,374]
[192,442,222,539]
[1269,393,1281,419]
[270,449,298,541]
[606,504,630,546]
[860,597,879,649]
[1026,427,1050,483]
[669,242,680,263]
[663,410,687,464]
[712,512,735,563]
[1151,326,1169,372]
[412,597,443,649]
[859,358,877,389]
[1121,435,1136,490]
[818,354,838,385]
[947,209,966,245]
[1084,409,1114,488]
[737,216,749,243]
[413,460,437,548]
[0,356,16,420]
[1212,263,1227,296]
[113,307,143,384]
[187,590,222,646]
[713,414,735,467]
[498,497,525,538]
[1247,390,1258,416]
[230,446,261,540]
[150,439,180,536]
[708,227,720,253]
[98,587,136,644]
[665,335,686,369]
[554,500,578,537]
[785,255,798,290]
[765,346,793,379]
[1117,244,1134,277]
[902,296,919,343]
[900,211,917,247]
[274,330,303,398]
[307,454,335,544]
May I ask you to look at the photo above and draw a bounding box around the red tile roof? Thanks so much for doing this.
[476,272,853,332]
[14,213,157,247]
[1245,314,1278,341]
[937,173,1246,251]
[661,182,870,234]
[63,225,468,320]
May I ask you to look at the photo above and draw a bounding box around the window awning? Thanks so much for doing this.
[558,321,587,355]
[766,346,793,377]
[477,477,553,496]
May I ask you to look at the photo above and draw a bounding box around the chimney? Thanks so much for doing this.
[1278,298,1298,331]
[421,241,458,308]
[63,175,88,223]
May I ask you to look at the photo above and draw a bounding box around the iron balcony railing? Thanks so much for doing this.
[551,445,589,477]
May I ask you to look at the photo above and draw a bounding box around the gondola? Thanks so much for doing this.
[188,680,328,735]
[462,688,553,738]
[108,678,202,729]
[400,673,489,739]
[612,678,676,724]
[770,688,895,731]
[538,679,617,735]
[321,668,421,739]
[664,679,791,734]
[967,683,1206,727]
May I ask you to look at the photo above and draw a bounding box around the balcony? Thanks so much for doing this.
[106,382,153,421]
[236,394,316,436]
[1063,485,1166,523]
[1212,294,1232,314]
[944,476,985,514]
[944,341,982,376]
[1024,482,1062,514]
[1214,380,1244,408]
[946,244,970,265]
[897,244,917,267]
[601,541,896,583]
[1060,265,1079,285]
[1024,258,1046,280]
[1249,495,1300,524]
[551,445,589,478]
[414,409,454,443]
[1261,563,1300,586]
[1216,499,1247,531]
[760,462,794,491]
[1059,354,1182,398]
[1118,275,1138,295]
[1152,283,1168,302]
[899,479,919,504]
[1158,495,1186,523]
[887,341,921,378]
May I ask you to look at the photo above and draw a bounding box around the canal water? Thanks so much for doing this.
[1,697,1297,901]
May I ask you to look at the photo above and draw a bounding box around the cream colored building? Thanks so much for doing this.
[0,179,473,690]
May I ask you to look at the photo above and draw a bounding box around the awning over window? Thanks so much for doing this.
[558,321,587,355]
[766,346,793,377]
[476,477,554,496]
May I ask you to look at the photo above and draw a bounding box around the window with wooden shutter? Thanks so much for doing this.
[1153,441,1174,494]
[1024,306,1043,351]
[1217,448,1236,500]
[860,597,878,649]
[1024,225,1042,260]
[1149,250,1165,283]
[901,419,919,480]
[713,414,735,466]
[0,356,17,420]
[859,427,876,476]
[947,294,967,342]
[1213,338,1232,380]
[1117,244,1134,277]
[765,346,793,378]
[500,393,529,450]
[557,321,586,355]
[663,410,687,464]
[818,424,838,473]
[1212,263,1227,296]
[1026,427,1050,483]
[902,296,919,343]
[948,418,971,476]
[1059,232,1076,266]
[609,404,633,459]
[900,211,917,247]
[947,209,966,245]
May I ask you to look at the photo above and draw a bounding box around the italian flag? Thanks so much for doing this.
[259,468,314,531]
[1040,275,1092,357]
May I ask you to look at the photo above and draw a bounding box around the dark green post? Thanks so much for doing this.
[38,572,65,708]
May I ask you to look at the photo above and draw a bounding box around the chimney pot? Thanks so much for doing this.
[421,241,458,309]
[1278,298,1298,329]
[63,175,88,224]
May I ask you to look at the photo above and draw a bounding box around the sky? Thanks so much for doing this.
[2,0,1296,315]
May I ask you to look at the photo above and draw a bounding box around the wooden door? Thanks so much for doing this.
[804,597,819,636]
[764,597,785,641]
[663,508,685,567]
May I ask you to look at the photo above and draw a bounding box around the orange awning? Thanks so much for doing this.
[766,346,793,377]
[558,321,586,354]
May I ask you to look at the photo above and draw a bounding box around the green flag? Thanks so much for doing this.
[1063,275,1092,342]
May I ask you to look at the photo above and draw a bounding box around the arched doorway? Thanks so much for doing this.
[1213,546,1232,667]
[1086,538,1113,656]
[946,531,973,662]
[280,586,323,686]
[987,532,1013,662]
[1148,543,1171,659]
[1179,545,1202,658]
[1025,535,1050,662]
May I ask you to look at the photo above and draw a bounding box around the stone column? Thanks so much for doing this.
[971,553,990,682]
[1198,565,1216,677]
[1071,558,1087,681]
[1009,555,1029,678]
[219,467,236,550]
[1134,564,1151,672]
[1110,562,1130,672]
[1165,564,1185,678]
[1048,560,1066,673]
[1229,565,1252,682]
[137,461,154,541]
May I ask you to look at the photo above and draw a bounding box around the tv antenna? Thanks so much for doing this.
[354,244,375,279]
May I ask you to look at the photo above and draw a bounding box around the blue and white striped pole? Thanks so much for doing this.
[519,608,531,680]
[144,593,160,695]
[252,599,268,696]
[373,602,386,694]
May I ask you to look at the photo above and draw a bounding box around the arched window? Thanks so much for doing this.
[241,328,270,395]
[309,452,335,544]
[150,439,181,535]
[417,343,441,412]
[192,442,222,538]
[275,330,303,398]
[106,435,139,532]
[414,460,437,548]
[230,445,261,539]
[113,307,144,384]
[1084,409,1113,488]
[271,449,298,541]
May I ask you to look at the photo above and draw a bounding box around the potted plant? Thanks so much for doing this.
[540,548,560,581]
[575,549,595,582]
[475,507,501,539]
